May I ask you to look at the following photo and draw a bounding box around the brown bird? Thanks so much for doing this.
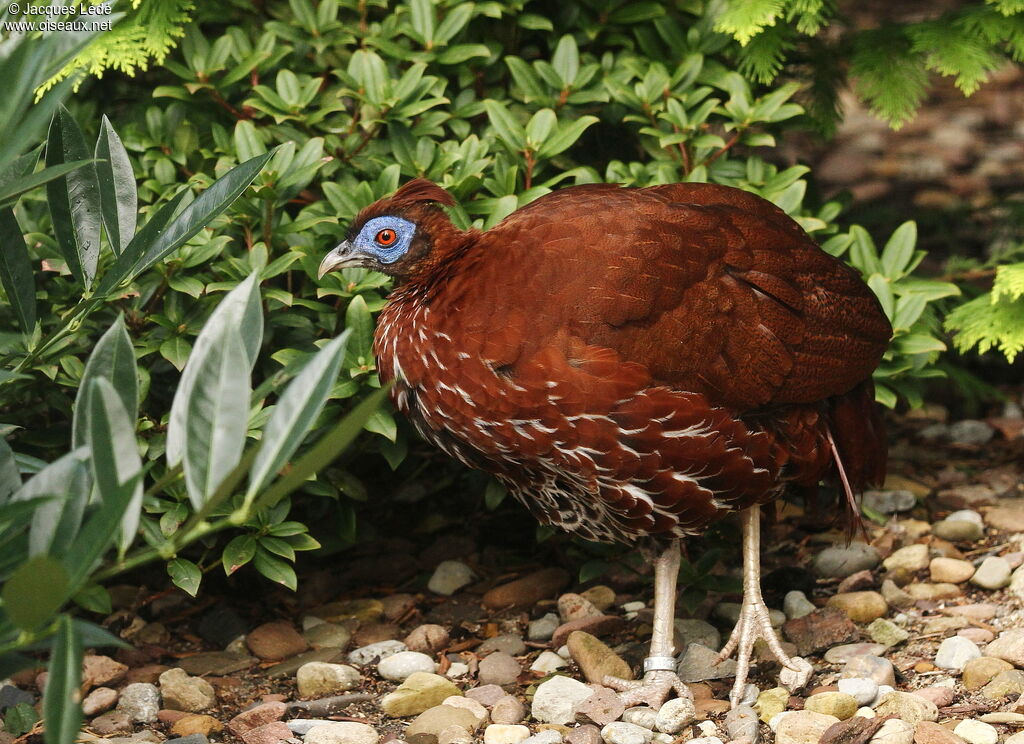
[319,179,891,707]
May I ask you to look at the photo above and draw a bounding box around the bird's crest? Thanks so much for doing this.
[390,178,456,207]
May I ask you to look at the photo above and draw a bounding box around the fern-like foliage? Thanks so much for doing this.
[849,28,929,129]
[715,0,786,46]
[946,262,1024,362]
[39,0,195,94]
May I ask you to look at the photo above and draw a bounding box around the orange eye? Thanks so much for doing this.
[376,228,397,246]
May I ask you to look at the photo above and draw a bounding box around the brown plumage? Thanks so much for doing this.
[321,179,891,544]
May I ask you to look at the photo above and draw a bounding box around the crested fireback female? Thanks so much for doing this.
[319,178,892,707]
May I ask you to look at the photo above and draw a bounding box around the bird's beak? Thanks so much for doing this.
[317,240,360,279]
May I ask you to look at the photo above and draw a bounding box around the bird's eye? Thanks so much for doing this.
[376,228,397,246]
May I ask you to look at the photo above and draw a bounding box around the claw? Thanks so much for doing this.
[604,669,692,709]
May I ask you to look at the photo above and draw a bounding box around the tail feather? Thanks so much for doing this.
[826,380,887,536]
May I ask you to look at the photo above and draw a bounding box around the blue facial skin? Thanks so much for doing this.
[354,216,417,264]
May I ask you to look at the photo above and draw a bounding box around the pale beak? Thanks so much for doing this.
[317,240,360,279]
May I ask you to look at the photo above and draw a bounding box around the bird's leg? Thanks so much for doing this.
[716,506,813,707]
[603,540,691,708]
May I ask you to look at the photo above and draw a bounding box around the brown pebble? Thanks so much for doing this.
[245,622,308,661]
[915,661,937,673]
[551,615,625,647]
[826,591,888,623]
[240,721,293,744]
[157,709,190,723]
[566,724,603,744]
[913,720,968,743]
[482,568,570,610]
[912,686,955,708]
[490,695,526,724]
[405,624,451,654]
[687,683,713,700]
[170,714,224,737]
[695,698,731,715]
[837,570,877,593]
[465,685,509,707]
[575,687,624,726]
[126,664,170,684]
[352,622,401,647]
[228,701,287,736]
[783,608,859,656]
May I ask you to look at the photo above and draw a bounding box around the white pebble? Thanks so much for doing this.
[953,719,998,744]
[601,721,653,744]
[838,677,879,706]
[484,724,530,744]
[446,662,469,678]
[428,560,475,595]
[934,635,981,670]
[529,650,567,674]
[304,722,379,744]
[654,697,695,734]
[377,651,436,681]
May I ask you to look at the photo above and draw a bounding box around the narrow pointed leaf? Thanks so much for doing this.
[73,315,138,448]
[43,615,82,744]
[15,448,91,557]
[167,274,262,467]
[0,159,95,206]
[247,332,349,499]
[182,330,249,509]
[45,107,101,288]
[0,207,36,333]
[84,378,143,554]
[0,436,20,503]
[94,116,137,255]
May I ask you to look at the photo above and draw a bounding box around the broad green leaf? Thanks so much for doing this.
[526,108,557,147]
[43,615,82,744]
[45,107,101,288]
[97,152,273,294]
[160,337,191,371]
[246,332,349,500]
[892,292,928,331]
[73,584,111,614]
[253,547,297,591]
[182,330,249,509]
[895,333,947,355]
[73,315,138,449]
[344,295,373,368]
[15,448,90,557]
[167,558,202,597]
[849,225,882,276]
[538,116,599,159]
[880,221,917,278]
[4,703,38,737]
[551,35,579,87]
[167,274,263,467]
[0,433,21,503]
[434,3,474,44]
[483,100,526,150]
[94,116,137,255]
[484,479,506,510]
[0,208,36,333]
[867,274,894,321]
[364,407,397,441]
[85,379,143,554]
[222,534,257,575]
[1,555,69,630]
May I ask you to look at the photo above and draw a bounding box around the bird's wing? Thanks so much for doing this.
[451,183,891,411]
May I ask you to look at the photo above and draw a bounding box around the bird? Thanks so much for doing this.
[318,178,892,708]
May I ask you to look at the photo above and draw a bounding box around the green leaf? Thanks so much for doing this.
[222,535,257,575]
[253,547,297,590]
[364,407,397,441]
[538,116,599,159]
[880,221,917,278]
[246,332,349,500]
[0,437,20,503]
[14,449,90,557]
[167,558,202,597]
[1,555,69,631]
[94,116,137,255]
[97,152,273,294]
[43,615,82,744]
[181,329,249,510]
[0,208,36,333]
[892,292,928,331]
[73,584,111,614]
[484,478,506,510]
[73,315,138,449]
[4,703,38,737]
[0,159,96,207]
[895,333,946,355]
[167,274,262,467]
[85,378,143,554]
[483,100,526,150]
[849,225,882,275]
[526,108,557,147]
[551,35,579,87]
[160,337,192,371]
[45,107,102,288]
[344,295,373,369]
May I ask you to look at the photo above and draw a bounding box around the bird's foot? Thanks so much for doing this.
[603,662,691,709]
[716,595,813,707]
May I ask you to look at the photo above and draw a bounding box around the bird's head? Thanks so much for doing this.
[318,179,464,284]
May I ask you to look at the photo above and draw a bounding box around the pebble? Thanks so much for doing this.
[862,489,916,513]
[980,669,1024,700]
[677,643,736,681]
[567,631,632,685]
[377,651,436,681]
[912,686,955,708]
[466,685,509,707]
[783,608,858,655]
[483,724,531,744]
[963,657,1014,689]
[241,721,293,744]
[838,569,877,593]
[805,691,857,719]
[912,721,965,744]
[295,662,361,698]
[479,634,527,656]
[551,616,626,647]
[983,628,1024,666]
[227,702,286,736]
[905,582,962,600]
[932,512,985,542]
[934,635,982,670]
[952,720,998,744]
[984,501,1024,532]
[532,676,592,724]
[304,722,379,744]
[881,579,915,608]
[348,640,407,666]
[245,622,308,661]
[948,419,994,445]
[158,668,215,712]
[83,655,129,688]
[825,643,886,663]
[530,650,568,673]
[380,672,461,717]
[482,568,570,610]
[580,586,616,611]
[90,711,133,734]
[567,725,603,744]
[305,623,352,650]
[774,710,839,743]
[428,560,475,595]
[491,695,526,724]
[873,691,938,723]
[621,706,658,729]
[116,683,161,723]
[523,732,563,744]
[404,624,450,654]
[970,556,1011,589]
[959,627,994,644]
[600,722,652,744]
[827,591,888,623]
[783,591,816,620]
[755,687,789,723]
[406,704,481,738]
[930,557,976,583]
[674,618,721,650]
[576,687,625,726]
[724,704,758,742]
[170,715,223,737]
[837,677,878,705]
[528,614,560,642]
[168,734,212,744]
[867,618,909,647]
[652,697,694,733]
[813,543,881,578]
[558,593,604,622]
[478,652,521,686]
[883,544,930,573]
[82,686,118,715]
[869,717,914,744]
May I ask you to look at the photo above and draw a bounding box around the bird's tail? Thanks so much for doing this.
[825,380,887,537]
